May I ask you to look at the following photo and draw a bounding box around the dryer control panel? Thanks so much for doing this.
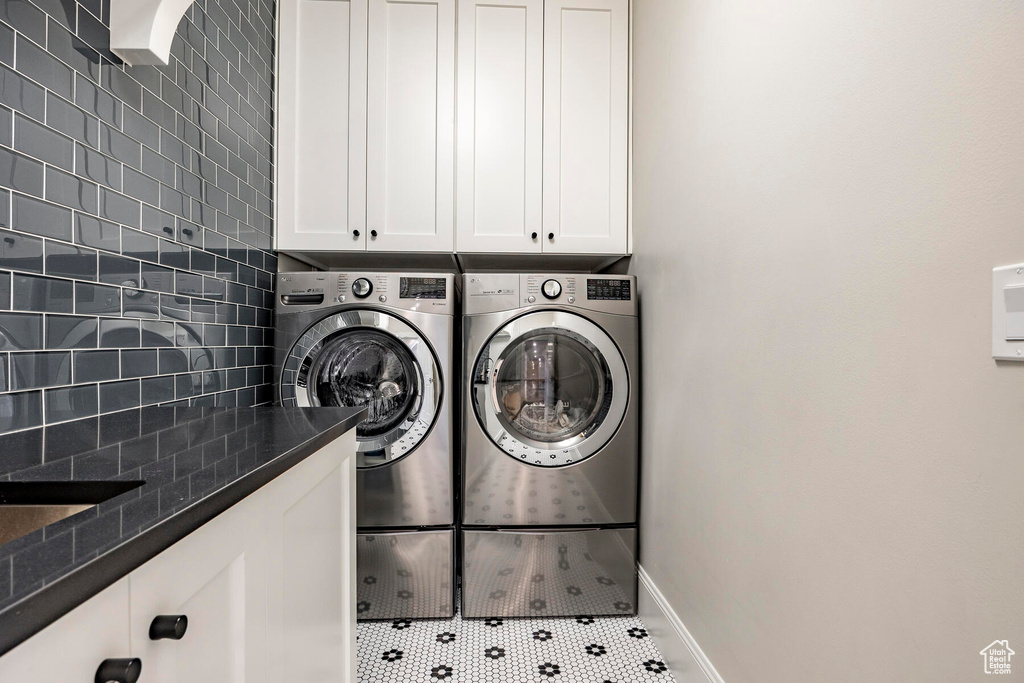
[277,272,456,315]
[464,273,636,316]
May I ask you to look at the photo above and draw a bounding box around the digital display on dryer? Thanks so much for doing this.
[400,277,447,300]
[587,279,631,300]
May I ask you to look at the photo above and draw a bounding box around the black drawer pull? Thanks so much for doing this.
[150,614,188,640]
[547,232,554,240]
[95,658,142,683]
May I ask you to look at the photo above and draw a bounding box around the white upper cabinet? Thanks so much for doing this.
[543,0,628,254]
[366,0,456,252]
[275,0,628,256]
[277,0,368,252]
[456,0,544,253]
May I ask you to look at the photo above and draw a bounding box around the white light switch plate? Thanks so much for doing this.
[993,263,1024,360]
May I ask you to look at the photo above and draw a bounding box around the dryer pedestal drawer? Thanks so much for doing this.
[357,529,455,620]
[461,527,637,618]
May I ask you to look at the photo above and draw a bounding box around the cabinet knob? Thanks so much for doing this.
[547,232,555,241]
[370,229,378,239]
[95,658,142,683]
[149,614,188,640]
[531,232,538,240]
[352,230,360,238]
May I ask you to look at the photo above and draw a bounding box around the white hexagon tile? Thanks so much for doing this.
[357,605,676,682]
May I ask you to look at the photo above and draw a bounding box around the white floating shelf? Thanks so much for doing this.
[110,0,195,66]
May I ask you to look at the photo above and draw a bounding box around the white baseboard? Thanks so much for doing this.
[637,565,725,683]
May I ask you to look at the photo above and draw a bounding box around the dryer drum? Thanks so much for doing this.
[307,328,423,438]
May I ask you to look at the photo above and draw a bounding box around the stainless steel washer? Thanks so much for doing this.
[461,273,639,617]
[276,272,456,620]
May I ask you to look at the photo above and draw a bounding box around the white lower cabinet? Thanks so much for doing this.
[128,494,266,683]
[265,431,358,683]
[0,437,357,683]
[0,579,132,680]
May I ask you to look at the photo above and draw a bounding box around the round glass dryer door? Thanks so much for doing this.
[281,310,441,467]
[472,311,629,466]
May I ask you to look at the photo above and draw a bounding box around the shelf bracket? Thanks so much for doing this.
[110,0,195,66]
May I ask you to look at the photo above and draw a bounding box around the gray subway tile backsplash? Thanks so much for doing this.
[73,348,118,382]
[0,0,275,433]
[10,349,71,389]
[12,273,74,312]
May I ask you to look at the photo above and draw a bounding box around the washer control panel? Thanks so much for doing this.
[464,274,636,316]
[277,272,456,314]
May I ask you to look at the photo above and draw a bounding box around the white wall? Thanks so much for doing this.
[630,1,1024,680]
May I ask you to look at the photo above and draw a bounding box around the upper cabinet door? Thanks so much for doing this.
[542,0,628,254]
[456,0,543,254]
[366,0,456,252]
[277,0,368,252]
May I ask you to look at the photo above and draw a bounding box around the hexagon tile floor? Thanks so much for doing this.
[356,609,676,682]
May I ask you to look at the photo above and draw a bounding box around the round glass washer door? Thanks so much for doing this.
[281,310,442,467]
[472,311,628,467]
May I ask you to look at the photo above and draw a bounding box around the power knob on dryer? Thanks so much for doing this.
[541,279,562,299]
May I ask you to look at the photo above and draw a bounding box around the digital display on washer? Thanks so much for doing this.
[400,277,447,300]
[587,279,631,301]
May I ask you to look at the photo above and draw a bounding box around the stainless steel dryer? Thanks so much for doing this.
[461,273,639,618]
[276,272,456,620]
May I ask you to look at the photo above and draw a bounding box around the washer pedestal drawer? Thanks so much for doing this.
[461,527,637,618]
[357,529,455,620]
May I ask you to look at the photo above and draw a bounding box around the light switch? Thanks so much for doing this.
[1005,285,1024,341]
[993,264,1024,360]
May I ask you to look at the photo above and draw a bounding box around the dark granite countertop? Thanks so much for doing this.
[0,406,366,656]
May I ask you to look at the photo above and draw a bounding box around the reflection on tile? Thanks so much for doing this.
[74,143,121,192]
[140,263,174,293]
[45,241,97,280]
[74,213,121,252]
[74,281,120,315]
[12,274,73,314]
[44,385,100,424]
[0,352,6,390]
[45,166,99,214]
[0,64,46,122]
[14,112,74,170]
[121,229,158,263]
[0,389,43,432]
[122,289,159,320]
[98,254,139,287]
[0,146,44,197]
[45,315,98,349]
[0,230,44,274]
[141,376,175,405]
[158,347,189,374]
[140,320,175,348]
[121,349,156,378]
[158,294,190,321]
[0,312,43,350]
[98,318,138,348]
[74,349,118,383]
[12,193,73,241]
[10,351,72,390]
[100,379,139,412]
[0,270,9,309]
